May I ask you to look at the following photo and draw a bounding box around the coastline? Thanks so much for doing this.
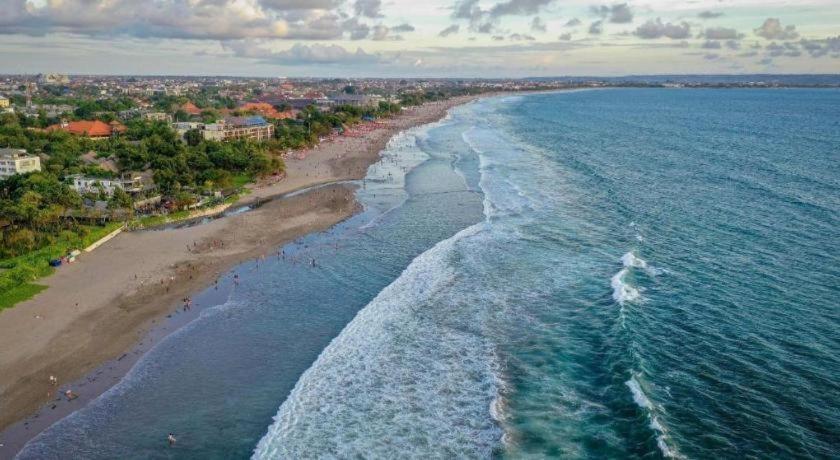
[0,94,480,455]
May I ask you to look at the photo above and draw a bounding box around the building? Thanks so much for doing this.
[202,116,274,142]
[172,121,204,139]
[331,94,382,107]
[142,112,173,122]
[237,102,294,120]
[22,104,75,118]
[0,148,41,177]
[46,120,127,139]
[178,102,202,116]
[38,73,70,85]
[0,95,9,108]
[69,172,151,196]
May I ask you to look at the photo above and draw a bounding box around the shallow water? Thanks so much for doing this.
[19,89,840,459]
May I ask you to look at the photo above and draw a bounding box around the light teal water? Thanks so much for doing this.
[19,89,840,459]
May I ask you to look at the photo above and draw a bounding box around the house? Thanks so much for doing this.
[69,175,125,196]
[80,151,119,173]
[202,116,274,142]
[0,148,41,177]
[38,73,70,85]
[331,94,382,107]
[46,120,127,139]
[0,95,9,108]
[172,121,204,139]
[179,102,202,116]
[143,112,172,122]
[69,172,151,196]
[238,102,294,120]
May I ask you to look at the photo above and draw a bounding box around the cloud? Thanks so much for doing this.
[439,24,460,37]
[754,18,799,40]
[391,23,415,33]
[354,0,383,18]
[798,36,840,58]
[489,0,554,18]
[703,27,743,40]
[698,11,723,20]
[565,18,581,27]
[634,18,691,39]
[452,0,554,34]
[371,25,390,40]
[261,0,341,9]
[558,33,572,41]
[343,18,370,40]
[509,33,536,41]
[225,41,383,65]
[589,20,603,35]
[765,41,802,57]
[531,17,547,33]
[0,0,355,40]
[591,3,633,24]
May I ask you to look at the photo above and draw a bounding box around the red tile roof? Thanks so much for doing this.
[238,102,294,120]
[47,120,126,137]
[180,102,202,115]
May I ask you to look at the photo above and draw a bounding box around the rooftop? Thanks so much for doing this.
[0,148,32,159]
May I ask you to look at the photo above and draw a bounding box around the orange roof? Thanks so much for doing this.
[180,102,202,115]
[239,102,294,120]
[46,120,125,137]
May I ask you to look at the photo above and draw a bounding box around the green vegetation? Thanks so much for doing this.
[267,101,401,151]
[0,222,122,309]
[0,284,47,312]
[0,83,466,311]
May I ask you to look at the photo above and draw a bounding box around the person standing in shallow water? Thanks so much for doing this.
[168,433,176,447]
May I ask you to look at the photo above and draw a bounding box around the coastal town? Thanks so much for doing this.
[0,75,527,310]
[0,72,836,313]
[0,71,837,456]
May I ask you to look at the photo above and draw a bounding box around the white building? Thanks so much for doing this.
[70,175,125,196]
[69,172,150,196]
[0,148,41,177]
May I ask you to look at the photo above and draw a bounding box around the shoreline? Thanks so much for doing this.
[0,94,481,456]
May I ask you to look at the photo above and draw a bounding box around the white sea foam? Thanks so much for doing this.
[252,222,505,459]
[626,375,681,459]
[621,251,648,269]
[611,268,641,305]
[254,115,507,459]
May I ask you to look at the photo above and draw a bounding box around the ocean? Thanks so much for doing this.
[17,89,840,459]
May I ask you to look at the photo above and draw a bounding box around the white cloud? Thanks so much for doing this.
[754,18,799,40]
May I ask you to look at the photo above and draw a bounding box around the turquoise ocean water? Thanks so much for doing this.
[18,89,840,459]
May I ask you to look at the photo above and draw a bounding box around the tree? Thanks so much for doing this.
[173,109,190,122]
[184,128,203,147]
[109,187,133,209]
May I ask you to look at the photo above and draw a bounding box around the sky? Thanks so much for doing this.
[0,0,838,77]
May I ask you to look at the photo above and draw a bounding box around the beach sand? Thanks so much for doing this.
[0,95,478,453]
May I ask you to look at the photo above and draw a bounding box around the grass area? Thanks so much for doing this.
[0,222,123,311]
[231,173,253,189]
[0,283,47,312]
[0,180,253,311]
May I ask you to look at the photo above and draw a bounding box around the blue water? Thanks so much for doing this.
[18,89,840,459]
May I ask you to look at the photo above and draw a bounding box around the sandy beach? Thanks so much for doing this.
[0,95,479,453]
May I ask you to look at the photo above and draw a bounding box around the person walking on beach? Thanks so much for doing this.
[168,433,177,447]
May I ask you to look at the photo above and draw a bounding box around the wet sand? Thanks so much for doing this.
[0,95,480,456]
